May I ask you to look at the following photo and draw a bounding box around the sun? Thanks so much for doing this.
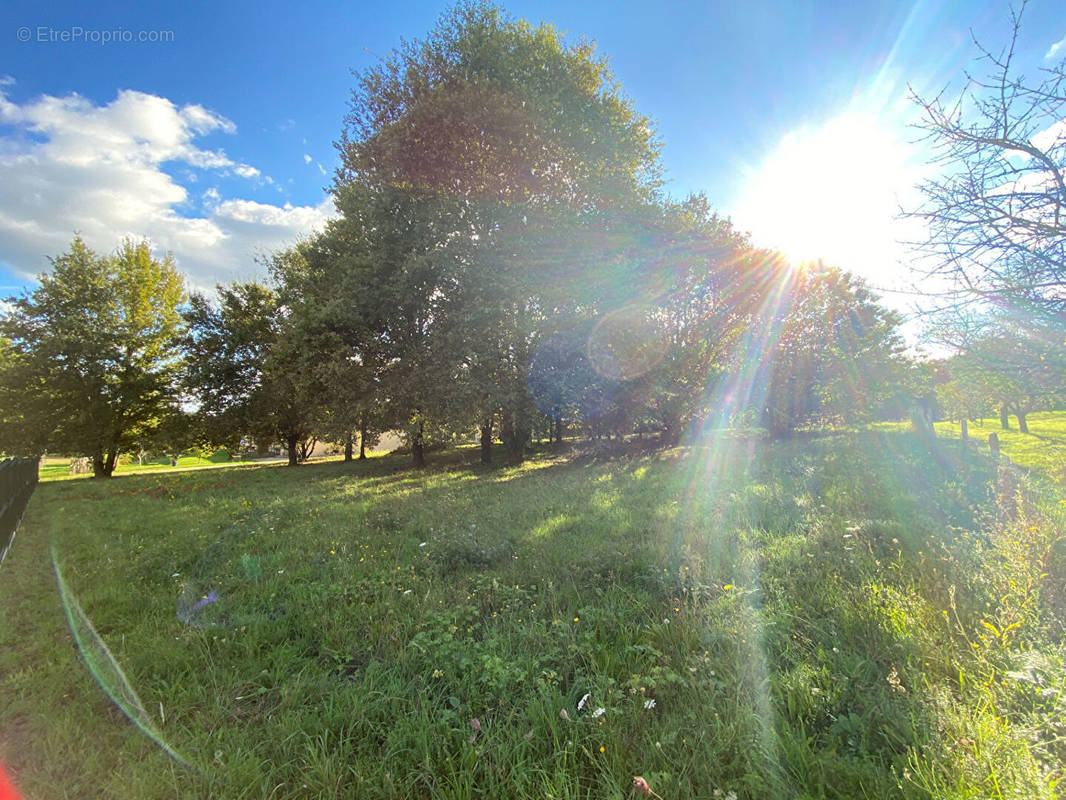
[734,113,918,277]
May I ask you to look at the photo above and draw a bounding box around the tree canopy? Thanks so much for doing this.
[0,237,185,476]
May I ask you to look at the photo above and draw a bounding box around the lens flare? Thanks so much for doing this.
[176,539,269,628]
[586,305,667,382]
[52,546,187,766]
[527,329,619,420]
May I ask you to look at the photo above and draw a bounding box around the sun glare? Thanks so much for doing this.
[735,113,919,280]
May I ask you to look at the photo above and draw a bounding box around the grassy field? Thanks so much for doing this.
[933,411,1066,481]
[38,451,268,482]
[2,432,1065,799]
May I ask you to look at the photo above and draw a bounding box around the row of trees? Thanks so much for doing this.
[932,319,1064,437]
[0,4,916,476]
[3,2,1061,475]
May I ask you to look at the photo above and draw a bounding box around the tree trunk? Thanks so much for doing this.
[412,421,425,468]
[480,417,493,464]
[286,434,298,466]
[961,418,968,441]
[554,417,563,444]
[1000,403,1010,430]
[344,431,353,462]
[1016,412,1029,434]
[359,414,368,460]
[500,408,528,465]
[92,450,108,479]
[298,437,317,462]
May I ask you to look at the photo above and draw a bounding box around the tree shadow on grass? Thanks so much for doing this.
[23,428,1023,799]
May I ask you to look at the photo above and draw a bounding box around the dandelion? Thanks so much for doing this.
[599,745,605,753]
[723,584,733,590]
[578,693,591,711]
[591,707,605,718]
[643,699,656,710]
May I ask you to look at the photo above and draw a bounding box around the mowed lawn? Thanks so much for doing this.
[2,433,1064,799]
[934,410,1066,481]
[38,452,272,482]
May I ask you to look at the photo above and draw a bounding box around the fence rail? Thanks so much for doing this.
[0,457,39,569]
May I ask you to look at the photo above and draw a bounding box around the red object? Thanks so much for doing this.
[0,763,23,800]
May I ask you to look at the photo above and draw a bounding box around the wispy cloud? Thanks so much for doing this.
[1046,33,1066,61]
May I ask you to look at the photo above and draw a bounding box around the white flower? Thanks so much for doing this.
[402,589,412,596]
[643,699,656,710]
[577,692,590,711]
[419,542,427,547]
[591,707,606,718]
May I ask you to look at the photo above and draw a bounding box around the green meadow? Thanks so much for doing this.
[2,431,1064,799]
[933,411,1066,481]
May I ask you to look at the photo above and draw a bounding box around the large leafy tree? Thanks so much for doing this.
[0,237,185,477]
[183,277,324,466]
[335,0,664,464]
[758,267,910,436]
[272,237,392,462]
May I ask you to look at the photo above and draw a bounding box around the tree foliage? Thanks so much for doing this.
[183,276,323,466]
[759,268,910,435]
[0,237,185,476]
[333,0,667,464]
[0,5,925,474]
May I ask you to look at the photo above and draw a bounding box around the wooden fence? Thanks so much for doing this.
[0,457,39,569]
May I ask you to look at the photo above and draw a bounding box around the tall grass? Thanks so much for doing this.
[2,432,1063,799]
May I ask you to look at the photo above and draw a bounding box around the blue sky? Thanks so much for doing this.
[1,0,1064,308]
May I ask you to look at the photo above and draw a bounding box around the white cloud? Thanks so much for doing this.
[1046,34,1066,61]
[303,153,312,164]
[0,85,335,292]
[1030,117,1066,153]
[215,198,332,228]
